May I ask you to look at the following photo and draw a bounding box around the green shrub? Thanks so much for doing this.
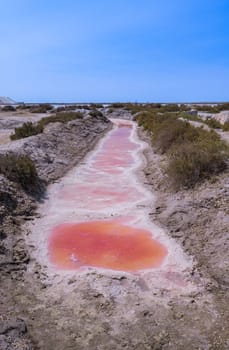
[38,111,83,127]
[75,105,86,110]
[193,103,229,113]
[55,106,66,113]
[204,118,222,129]
[219,103,229,111]
[149,103,162,109]
[0,153,39,190]
[65,105,78,111]
[179,111,202,122]
[124,103,145,114]
[10,122,44,140]
[10,112,84,140]
[168,139,228,189]
[89,110,103,118]
[153,119,200,153]
[2,105,16,112]
[160,104,180,112]
[222,122,229,131]
[124,103,189,115]
[136,109,229,189]
[16,104,31,110]
[90,103,103,109]
[136,111,178,135]
[179,112,228,131]
[84,105,91,110]
[110,103,126,108]
[30,104,53,113]
[56,105,79,112]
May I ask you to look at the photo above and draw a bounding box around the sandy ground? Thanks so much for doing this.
[0,130,11,144]
[0,110,51,146]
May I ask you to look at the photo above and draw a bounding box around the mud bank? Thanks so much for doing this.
[0,113,111,182]
[1,111,228,349]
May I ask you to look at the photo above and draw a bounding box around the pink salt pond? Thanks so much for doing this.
[92,125,136,173]
[49,120,168,272]
[49,221,167,271]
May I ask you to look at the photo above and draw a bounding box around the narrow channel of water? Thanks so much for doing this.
[29,119,192,276]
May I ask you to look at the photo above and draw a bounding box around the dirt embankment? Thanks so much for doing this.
[0,113,112,349]
[139,128,229,349]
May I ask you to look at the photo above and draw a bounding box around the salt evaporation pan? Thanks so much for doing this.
[49,221,167,271]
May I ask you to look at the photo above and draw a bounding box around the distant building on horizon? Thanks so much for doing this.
[0,96,16,105]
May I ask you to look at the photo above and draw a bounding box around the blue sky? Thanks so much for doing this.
[0,0,228,102]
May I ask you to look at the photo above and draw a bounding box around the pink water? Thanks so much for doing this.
[49,119,167,271]
[49,221,167,271]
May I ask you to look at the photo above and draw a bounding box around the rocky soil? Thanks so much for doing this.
[0,109,228,349]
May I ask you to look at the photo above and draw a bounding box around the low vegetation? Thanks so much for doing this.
[204,118,222,129]
[38,111,83,127]
[30,104,53,113]
[1,105,16,112]
[109,102,229,122]
[16,104,31,110]
[168,138,228,189]
[123,103,190,115]
[222,122,229,131]
[11,122,44,140]
[203,119,229,131]
[89,110,103,118]
[137,111,228,189]
[179,112,229,131]
[110,103,127,109]
[193,103,229,113]
[90,103,103,109]
[0,153,39,191]
[10,112,84,140]
[55,105,82,112]
[179,111,202,123]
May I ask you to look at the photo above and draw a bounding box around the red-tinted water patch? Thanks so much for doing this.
[49,221,167,271]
